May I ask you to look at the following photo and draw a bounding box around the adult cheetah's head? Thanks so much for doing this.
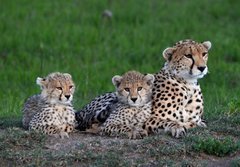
[36,72,75,105]
[112,70,155,107]
[163,39,211,81]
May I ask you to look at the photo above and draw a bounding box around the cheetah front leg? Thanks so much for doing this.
[180,116,207,130]
[195,116,207,128]
[129,127,148,139]
[54,131,69,139]
[45,124,74,139]
[144,117,187,138]
[31,124,67,138]
[57,124,76,138]
[101,123,132,138]
[29,123,62,137]
[38,125,68,139]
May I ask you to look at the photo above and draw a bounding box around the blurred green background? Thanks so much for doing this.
[0,0,239,120]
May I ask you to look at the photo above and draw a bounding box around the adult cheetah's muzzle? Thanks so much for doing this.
[197,66,206,72]
[65,95,70,100]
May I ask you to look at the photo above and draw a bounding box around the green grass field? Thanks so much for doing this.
[0,0,240,166]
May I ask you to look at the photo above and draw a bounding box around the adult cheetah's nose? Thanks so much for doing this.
[131,98,137,103]
[65,95,71,100]
[197,66,206,72]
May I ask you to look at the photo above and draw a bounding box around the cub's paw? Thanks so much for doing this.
[54,131,69,139]
[128,129,148,139]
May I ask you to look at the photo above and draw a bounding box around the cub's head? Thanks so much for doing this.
[112,71,155,107]
[36,72,75,105]
[163,39,211,81]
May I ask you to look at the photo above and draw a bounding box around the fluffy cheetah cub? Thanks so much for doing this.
[22,72,76,138]
[101,71,155,139]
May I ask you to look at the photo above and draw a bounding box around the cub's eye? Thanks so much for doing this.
[137,87,142,91]
[184,54,193,59]
[202,52,207,57]
[56,87,62,90]
[124,88,130,92]
[69,85,73,89]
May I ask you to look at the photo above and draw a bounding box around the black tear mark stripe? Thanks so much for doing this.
[190,56,195,74]
[189,46,195,74]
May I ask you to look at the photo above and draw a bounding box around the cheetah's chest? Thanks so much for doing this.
[135,103,152,122]
[153,71,204,122]
[49,105,76,125]
[185,84,203,117]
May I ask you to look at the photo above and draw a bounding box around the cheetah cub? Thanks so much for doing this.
[22,72,76,138]
[101,71,155,139]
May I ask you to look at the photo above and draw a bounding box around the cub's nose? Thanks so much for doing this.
[131,98,137,103]
[65,95,71,100]
[198,66,206,72]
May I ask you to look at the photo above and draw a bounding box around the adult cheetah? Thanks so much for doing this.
[143,39,211,138]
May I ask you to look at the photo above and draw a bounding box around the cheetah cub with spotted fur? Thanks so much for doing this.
[101,71,155,139]
[22,72,76,138]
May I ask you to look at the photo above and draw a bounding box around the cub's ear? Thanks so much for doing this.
[163,47,175,61]
[36,77,47,89]
[63,73,72,79]
[144,74,155,86]
[202,41,212,50]
[112,75,122,88]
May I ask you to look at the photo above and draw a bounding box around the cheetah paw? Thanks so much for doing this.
[197,119,207,128]
[55,132,69,139]
[171,126,187,138]
[128,129,148,139]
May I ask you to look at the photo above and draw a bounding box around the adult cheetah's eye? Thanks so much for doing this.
[124,88,130,92]
[69,85,73,89]
[137,87,142,91]
[56,87,62,90]
[202,52,207,57]
[184,54,193,59]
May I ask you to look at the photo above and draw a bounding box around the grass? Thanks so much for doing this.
[0,0,240,166]
[0,125,239,166]
[192,137,240,157]
[1,0,240,118]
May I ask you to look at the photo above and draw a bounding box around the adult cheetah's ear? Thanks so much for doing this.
[202,41,212,50]
[112,75,122,88]
[163,47,175,61]
[144,74,155,86]
[36,77,47,89]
